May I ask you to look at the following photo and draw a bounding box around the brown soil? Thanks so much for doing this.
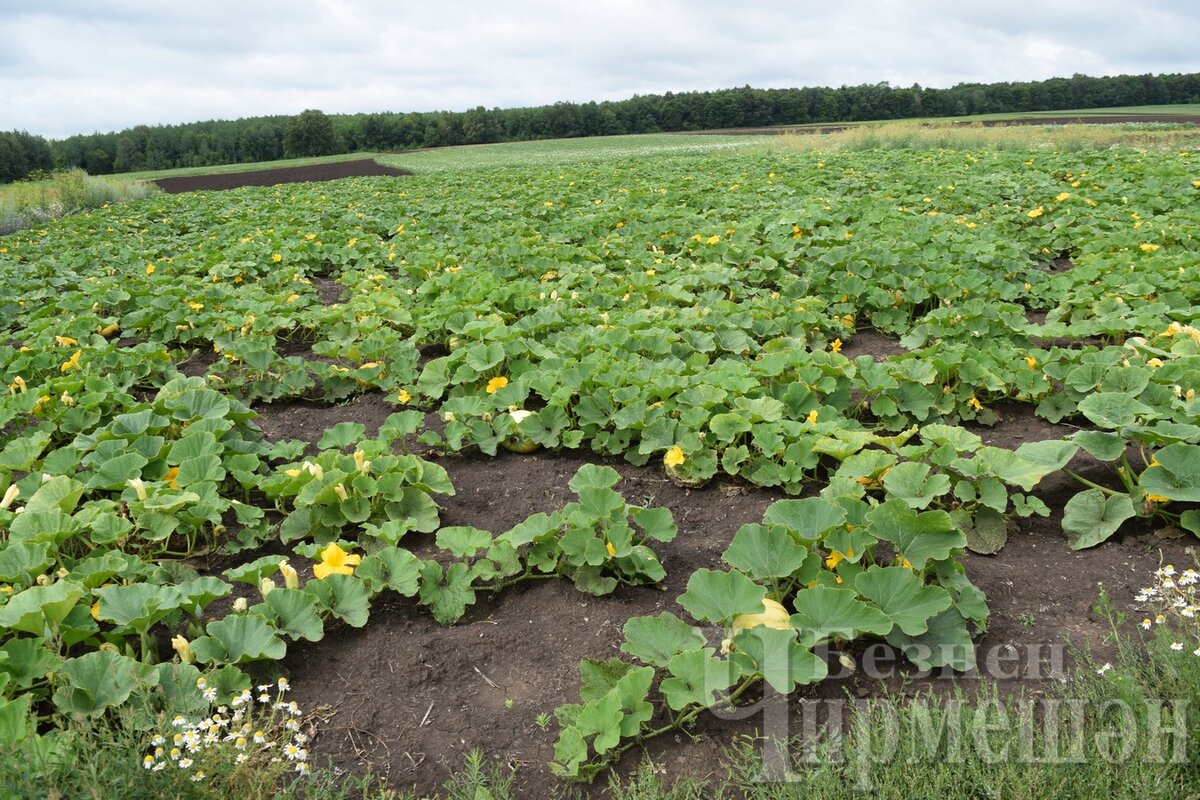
[244,393,1195,798]
[840,329,907,361]
[153,159,410,193]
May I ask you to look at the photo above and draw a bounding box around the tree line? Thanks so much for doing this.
[3,71,1198,183]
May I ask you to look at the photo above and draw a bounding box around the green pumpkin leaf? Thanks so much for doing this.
[621,613,707,667]
[53,650,158,717]
[790,586,893,643]
[866,501,965,569]
[1063,489,1136,549]
[660,648,738,711]
[854,565,952,636]
[677,569,766,624]
[730,626,826,693]
[356,547,422,596]
[722,523,812,580]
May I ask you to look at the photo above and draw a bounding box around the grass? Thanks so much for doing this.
[769,118,1200,153]
[0,168,156,235]
[375,133,763,173]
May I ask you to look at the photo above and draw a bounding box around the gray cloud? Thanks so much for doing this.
[2,0,1196,138]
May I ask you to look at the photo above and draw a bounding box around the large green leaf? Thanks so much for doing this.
[790,586,893,644]
[306,573,372,628]
[677,569,766,624]
[1140,443,1200,502]
[761,497,847,540]
[258,588,325,642]
[1063,489,1136,549]
[435,526,494,558]
[854,566,951,636]
[0,580,85,635]
[190,614,287,664]
[621,613,707,667]
[722,523,812,580]
[1076,392,1153,430]
[866,501,965,569]
[886,608,976,671]
[660,649,738,711]
[53,650,157,717]
[356,547,422,596]
[417,561,476,625]
[730,626,826,693]
[880,462,952,509]
[92,583,181,630]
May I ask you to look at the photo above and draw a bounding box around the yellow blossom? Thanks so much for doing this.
[900,557,912,569]
[60,349,82,372]
[9,376,26,393]
[279,560,299,590]
[1025,355,1038,370]
[1056,192,1071,202]
[1139,243,1161,252]
[0,485,19,510]
[171,635,194,664]
[606,541,616,558]
[705,235,721,245]
[1027,207,1044,219]
[397,389,412,404]
[304,233,317,240]
[272,253,282,262]
[543,201,554,207]
[830,338,842,354]
[91,601,102,620]
[807,409,819,424]
[1147,358,1164,368]
[313,542,361,580]
[664,445,685,468]
[1145,494,1170,504]
[825,551,844,570]
[967,394,983,411]
[486,376,509,394]
[145,263,156,275]
[286,293,300,303]
[54,336,78,347]
[346,238,358,247]
[164,467,179,489]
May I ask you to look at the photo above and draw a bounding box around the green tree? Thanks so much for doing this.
[283,109,342,158]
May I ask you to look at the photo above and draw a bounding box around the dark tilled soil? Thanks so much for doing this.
[153,159,410,193]
[242,393,1195,798]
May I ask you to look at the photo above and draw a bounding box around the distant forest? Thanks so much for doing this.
[2,70,1198,183]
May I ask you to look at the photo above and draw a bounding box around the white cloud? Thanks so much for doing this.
[1,0,1196,138]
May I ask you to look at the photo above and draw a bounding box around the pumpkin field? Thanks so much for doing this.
[2,127,1200,798]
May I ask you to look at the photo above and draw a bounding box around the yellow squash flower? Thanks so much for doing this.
[54,336,78,347]
[1139,243,1161,252]
[485,376,509,394]
[1025,355,1038,370]
[1027,207,1044,219]
[145,263,156,275]
[60,349,82,372]
[606,541,616,558]
[806,409,819,424]
[313,543,361,580]
[272,253,283,263]
[663,445,685,468]
[830,338,843,353]
[1055,192,1070,202]
[163,467,180,489]
[397,389,412,404]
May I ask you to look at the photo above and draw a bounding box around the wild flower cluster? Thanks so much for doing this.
[1135,559,1200,657]
[141,676,311,784]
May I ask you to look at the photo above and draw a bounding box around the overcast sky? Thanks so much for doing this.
[2,0,1197,139]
